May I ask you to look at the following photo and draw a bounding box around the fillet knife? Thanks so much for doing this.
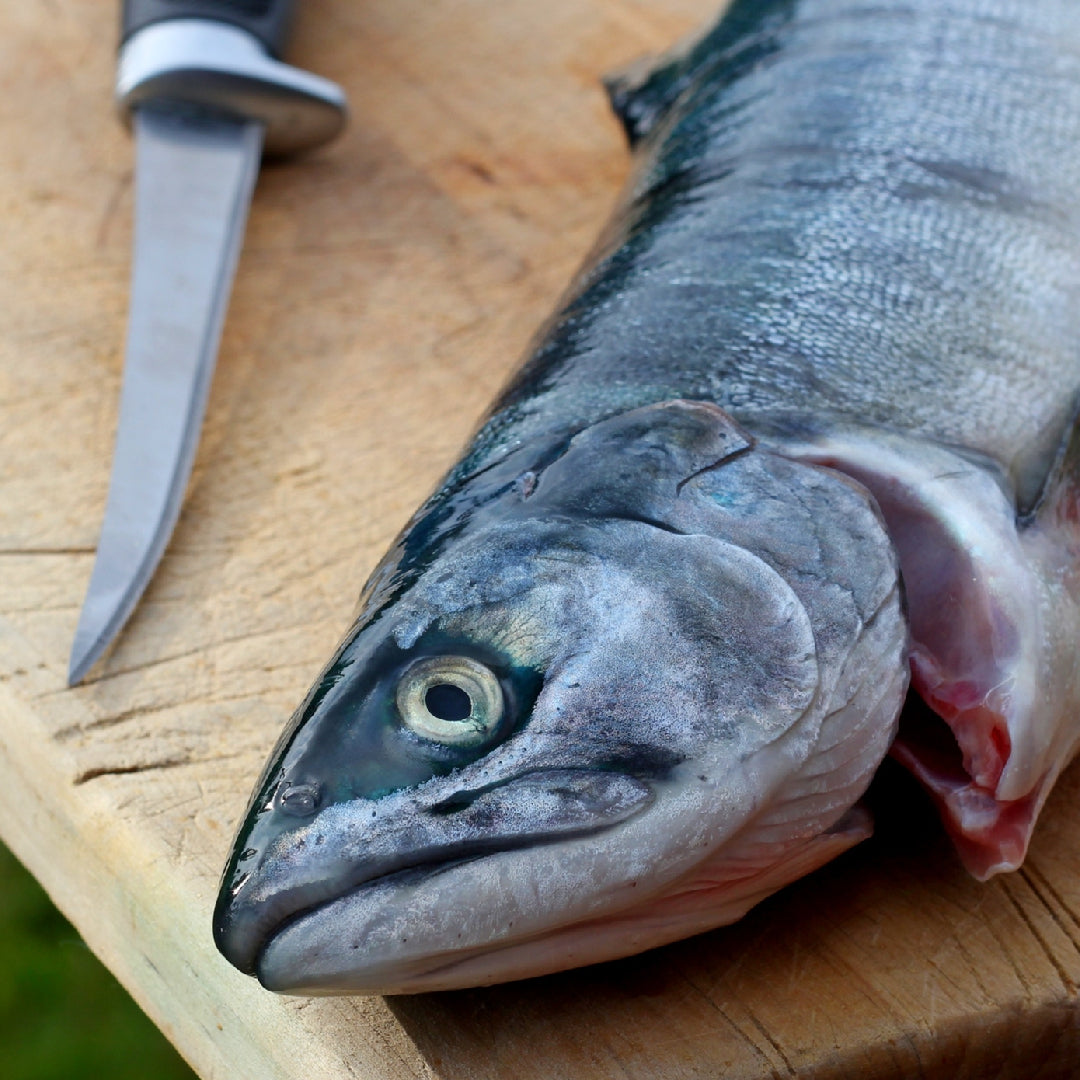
[68,1,347,685]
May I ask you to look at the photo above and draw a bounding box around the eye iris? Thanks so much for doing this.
[396,656,504,746]
[424,683,472,723]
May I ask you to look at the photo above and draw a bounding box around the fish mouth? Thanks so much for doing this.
[214,767,654,983]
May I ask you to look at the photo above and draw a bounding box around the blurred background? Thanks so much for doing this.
[0,842,196,1079]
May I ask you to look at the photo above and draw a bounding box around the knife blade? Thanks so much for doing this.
[68,1,347,686]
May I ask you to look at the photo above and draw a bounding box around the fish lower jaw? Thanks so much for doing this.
[213,871,354,979]
[256,809,874,996]
[250,856,488,993]
[218,846,492,981]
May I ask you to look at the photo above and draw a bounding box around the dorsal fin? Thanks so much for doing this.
[602,0,799,146]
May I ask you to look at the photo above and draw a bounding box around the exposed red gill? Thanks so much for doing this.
[890,687,1036,880]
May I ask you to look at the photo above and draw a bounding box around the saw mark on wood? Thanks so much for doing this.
[0,547,94,556]
[72,746,249,787]
[74,757,190,785]
[1016,868,1080,992]
[998,877,1060,998]
[678,978,783,1075]
[1022,861,1080,940]
[912,1044,932,1080]
[68,620,325,686]
[823,933,917,1019]
[53,701,182,742]
[926,913,997,1006]
[51,688,284,743]
[743,1007,797,1077]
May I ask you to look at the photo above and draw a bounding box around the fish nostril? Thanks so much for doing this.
[276,780,322,818]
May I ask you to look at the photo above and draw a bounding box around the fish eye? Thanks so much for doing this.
[395,655,505,746]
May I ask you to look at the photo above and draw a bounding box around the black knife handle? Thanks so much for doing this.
[121,0,295,57]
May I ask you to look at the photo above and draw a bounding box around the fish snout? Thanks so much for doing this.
[214,767,653,983]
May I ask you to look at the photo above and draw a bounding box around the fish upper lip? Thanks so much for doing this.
[216,766,655,978]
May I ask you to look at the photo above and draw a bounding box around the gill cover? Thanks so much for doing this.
[214,401,905,993]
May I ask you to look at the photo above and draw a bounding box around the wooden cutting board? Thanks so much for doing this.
[1,1,1078,1077]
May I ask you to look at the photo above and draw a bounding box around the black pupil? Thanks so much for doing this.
[425,683,472,723]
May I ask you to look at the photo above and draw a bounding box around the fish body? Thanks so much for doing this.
[215,0,1080,993]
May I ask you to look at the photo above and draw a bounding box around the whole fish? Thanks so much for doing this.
[214,0,1080,994]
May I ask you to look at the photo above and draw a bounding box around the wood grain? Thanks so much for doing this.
[1,1,1079,1077]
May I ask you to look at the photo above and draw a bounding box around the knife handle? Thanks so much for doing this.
[116,0,346,154]
[122,0,296,58]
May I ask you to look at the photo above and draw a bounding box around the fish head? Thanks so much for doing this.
[214,401,906,993]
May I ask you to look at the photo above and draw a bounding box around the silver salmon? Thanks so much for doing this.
[213,0,1080,994]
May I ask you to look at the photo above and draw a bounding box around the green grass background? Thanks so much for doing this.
[0,841,197,1079]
